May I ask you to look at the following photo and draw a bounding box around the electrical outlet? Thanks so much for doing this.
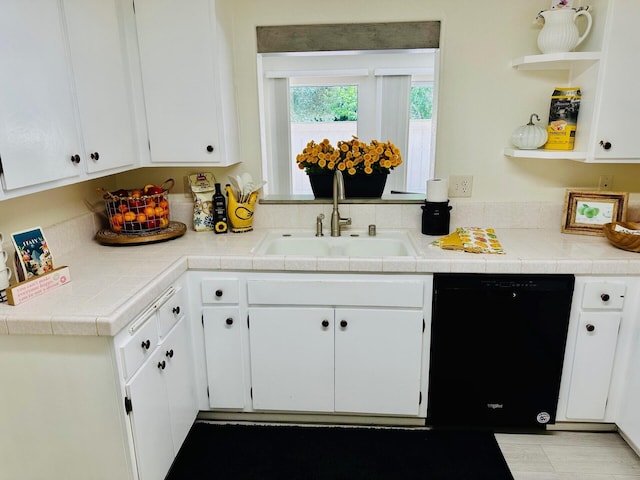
[599,175,613,191]
[449,175,473,198]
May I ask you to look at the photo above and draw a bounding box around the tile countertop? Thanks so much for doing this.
[1,226,640,337]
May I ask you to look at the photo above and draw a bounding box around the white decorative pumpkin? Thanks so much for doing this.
[511,113,548,150]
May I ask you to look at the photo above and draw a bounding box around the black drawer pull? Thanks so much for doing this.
[141,339,151,350]
[172,306,181,315]
[586,324,595,332]
[226,318,234,326]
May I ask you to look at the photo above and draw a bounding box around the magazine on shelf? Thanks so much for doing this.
[11,227,55,281]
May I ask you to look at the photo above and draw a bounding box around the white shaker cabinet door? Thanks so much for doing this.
[248,307,335,412]
[334,308,424,416]
[0,0,82,190]
[134,0,227,164]
[126,348,175,480]
[590,0,640,160]
[565,312,621,420]
[161,316,199,452]
[203,307,246,409]
[62,0,138,174]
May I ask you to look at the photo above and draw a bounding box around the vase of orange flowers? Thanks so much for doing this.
[296,137,402,198]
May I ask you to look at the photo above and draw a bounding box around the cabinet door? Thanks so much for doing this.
[617,326,640,450]
[162,316,198,452]
[566,312,621,420]
[591,0,640,160]
[134,0,225,164]
[203,307,246,409]
[249,307,334,412]
[62,0,137,174]
[126,348,174,480]
[0,0,81,190]
[334,308,424,416]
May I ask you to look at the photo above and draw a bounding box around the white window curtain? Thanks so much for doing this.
[376,75,412,193]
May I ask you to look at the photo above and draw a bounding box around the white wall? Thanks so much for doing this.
[223,0,640,202]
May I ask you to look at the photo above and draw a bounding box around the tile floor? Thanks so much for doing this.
[496,431,640,479]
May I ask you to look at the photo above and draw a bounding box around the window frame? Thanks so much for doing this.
[257,49,438,196]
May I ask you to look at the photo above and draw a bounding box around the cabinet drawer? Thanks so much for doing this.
[247,279,423,307]
[201,279,240,304]
[121,311,159,380]
[582,282,626,310]
[158,287,186,338]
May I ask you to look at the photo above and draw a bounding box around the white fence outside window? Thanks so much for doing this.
[291,120,432,195]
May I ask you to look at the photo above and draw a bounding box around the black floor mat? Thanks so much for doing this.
[165,422,514,480]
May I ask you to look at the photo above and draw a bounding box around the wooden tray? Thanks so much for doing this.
[95,221,187,246]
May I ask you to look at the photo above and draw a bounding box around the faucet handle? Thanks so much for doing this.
[316,213,325,237]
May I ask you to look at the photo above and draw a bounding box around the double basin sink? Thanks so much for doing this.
[253,230,418,257]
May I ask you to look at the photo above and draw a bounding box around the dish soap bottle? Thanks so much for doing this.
[212,183,228,234]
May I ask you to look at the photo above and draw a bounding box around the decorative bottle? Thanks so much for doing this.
[212,183,228,234]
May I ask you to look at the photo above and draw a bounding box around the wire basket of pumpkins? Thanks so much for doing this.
[100,179,174,234]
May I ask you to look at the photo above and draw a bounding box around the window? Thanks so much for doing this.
[256,22,440,197]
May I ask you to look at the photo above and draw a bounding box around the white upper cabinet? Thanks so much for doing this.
[583,0,640,162]
[0,0,139,197]
[0,0,83,191]
[134,0,240,166]
[506,0,640,163]
[62,0,138,174]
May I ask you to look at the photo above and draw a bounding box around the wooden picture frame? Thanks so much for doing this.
[562,190,628,236]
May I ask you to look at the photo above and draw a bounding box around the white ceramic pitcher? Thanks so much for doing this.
[537,8,593,54]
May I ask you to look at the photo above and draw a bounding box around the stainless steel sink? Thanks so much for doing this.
[253,230,417,257]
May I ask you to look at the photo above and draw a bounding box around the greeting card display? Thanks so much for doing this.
[11,227,55,281]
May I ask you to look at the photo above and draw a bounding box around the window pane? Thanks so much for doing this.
[290,85,358,195]
[406,84,433,193]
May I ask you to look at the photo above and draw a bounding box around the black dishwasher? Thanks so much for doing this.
[427,273,574,429]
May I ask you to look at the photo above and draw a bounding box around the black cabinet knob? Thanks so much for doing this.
[586,324,595,332]
[141,339,151,350]
[70,154,80,164]
[322,320,329,328]
[226,317,234,326]
[157,360,166,370]
[215,289,223,298]
[206,145,214,153]
[340,320,348,328]
[172,306,181,315]
[90,152,100,160]
[599,140,612,150]
[601,293,610,302]
[165,349,174,358]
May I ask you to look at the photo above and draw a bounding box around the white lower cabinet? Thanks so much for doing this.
[197,272,430,418]
[334,308,424,415]
[249,307,424,416]
[126,316,198,480]
[249,307,336,412]
[565,312,621,419]
[203,307,247,409]
[558,276,639,424]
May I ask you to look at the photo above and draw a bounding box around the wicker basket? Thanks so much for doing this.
[102,179,174,235]
[603,222,640,252]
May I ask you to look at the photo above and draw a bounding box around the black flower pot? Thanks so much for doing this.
[308,172,388,198]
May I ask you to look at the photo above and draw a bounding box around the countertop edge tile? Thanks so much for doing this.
[51,316,99,336]
[7,317,53,335]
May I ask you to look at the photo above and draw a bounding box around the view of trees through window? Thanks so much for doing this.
[290,85,433,122]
